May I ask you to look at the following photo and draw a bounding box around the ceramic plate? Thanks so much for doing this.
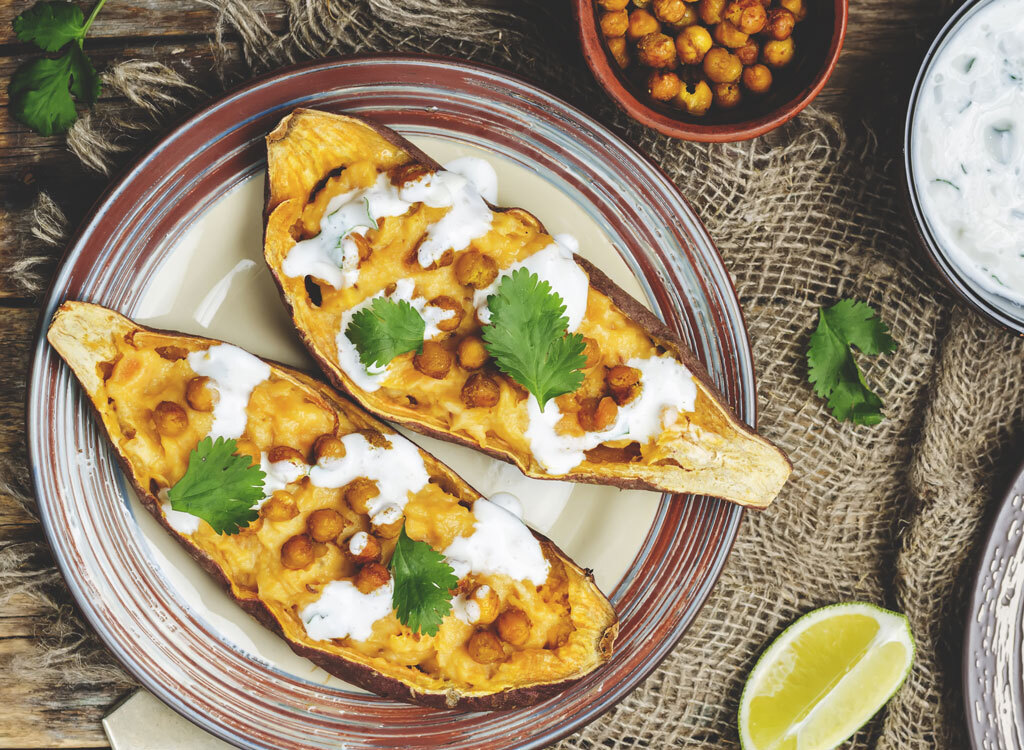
[27,55,754,749]
[965,459,1024,750]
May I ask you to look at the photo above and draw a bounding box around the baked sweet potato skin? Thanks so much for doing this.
[264,108,791,509]
[46,301,617,710]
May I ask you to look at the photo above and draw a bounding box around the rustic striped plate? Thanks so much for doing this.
[27,55,754,749]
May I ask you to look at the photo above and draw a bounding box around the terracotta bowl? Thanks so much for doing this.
[572,0,848,142]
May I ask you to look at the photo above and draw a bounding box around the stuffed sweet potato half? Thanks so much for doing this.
[264,109,791,509]
[47,301,616,709]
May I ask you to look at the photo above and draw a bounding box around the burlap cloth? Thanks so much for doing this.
[2,1,1023,747]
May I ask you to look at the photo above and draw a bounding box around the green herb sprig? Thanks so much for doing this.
[389,524,458,637]
[482,268,586,410]
[10,0,107,135]
[166,437,265,535]
[345,297,426,370]
[807,299,898,426]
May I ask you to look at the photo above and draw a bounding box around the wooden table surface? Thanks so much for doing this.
[0,0,952,746]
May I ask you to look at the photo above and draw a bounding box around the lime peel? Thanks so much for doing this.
[738,602,915,750]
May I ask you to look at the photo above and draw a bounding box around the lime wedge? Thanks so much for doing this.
[738,602,914,750]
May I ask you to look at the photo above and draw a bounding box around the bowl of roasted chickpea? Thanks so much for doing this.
[573,0,847,141]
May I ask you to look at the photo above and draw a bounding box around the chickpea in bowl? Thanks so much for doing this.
[596,0,806,116]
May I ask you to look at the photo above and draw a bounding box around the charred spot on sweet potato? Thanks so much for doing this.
[304,276,323,307]
[155,345,189,361]
[307,164,346,204]
[584,442,642,464]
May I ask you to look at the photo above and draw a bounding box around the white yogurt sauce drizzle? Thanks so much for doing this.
[912,0,1024,303]
[281,158,498,288]
[336,278,454,391]
[299,579,395,642]
[526,354,698,475]
[158,488,201,535]
[186,344,270,440]
[444,497,550,586]
[258,453,308,507]
[307,431,429,516]
[473,235,589,331]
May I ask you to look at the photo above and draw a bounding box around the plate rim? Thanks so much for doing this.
[26,52,754,748]
[963,457,1024,750]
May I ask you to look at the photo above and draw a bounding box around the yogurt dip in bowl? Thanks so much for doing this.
[905,0,1024,333]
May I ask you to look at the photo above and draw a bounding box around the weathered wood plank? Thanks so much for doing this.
[0,639,119,748]
[0,0,285,46]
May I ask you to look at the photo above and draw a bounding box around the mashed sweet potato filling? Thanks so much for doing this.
[81,324,612,695]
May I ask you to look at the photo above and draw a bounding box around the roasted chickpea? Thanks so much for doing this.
[713,21,749,48]
[261,491,298,522]
[454,249,499,289]
[724,0,767,33]
[636,32,678,68]
[457,336,490,370]
[344,477,380,515]
[581,336,602,368]
[599,9,628,37]
[470,585,500,625]
[234,438,260,466]
[607,364,642,405]
[428,295,465,332]
[647,70,682,101]
[356,428,391,449]
[607,36,630,68]
[461,372,501,409]
[496,608,531,647]
[633,0,652,7]
[467,630,505,663]
[347,531,382,563]
[779,0,806,20]
[281,534,314,569]
[350,233,372,264]
[413,341,453,379]
[312,434,346,463]
[371,503,404,539]
[671,3,699,28]
[627,8,660,41]
[597,0,629,9]
[389,162,430,188]
[675,80,714,115]
[675,25,713,64]
[153,401,188,437]
[354,562,391,594]
[703,46,742,82]
[764,7,795,39]
[713,81,742,108]
[577,396,619,432]
[698,0,726,25]
[268,445,305,466]
[308,508,346,542]
[185,376,216,412]
[736,39,759,65]
[653,0,687,23]
[762,37,795,68]
[742,63,773,93]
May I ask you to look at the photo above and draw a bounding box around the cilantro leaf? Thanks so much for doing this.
[482,268,586,410]
[68,44,100,102]
[345,297,425,370]
[9,52,78,136]
[807,300,898,426]
[389,524,457,636]
[8,0,107,136]
[166,437,265,535]
[14,1,86,51]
